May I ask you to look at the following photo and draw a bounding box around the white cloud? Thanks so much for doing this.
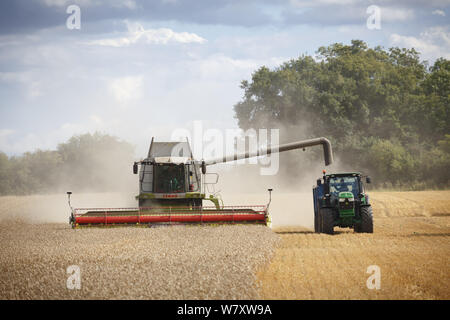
[0,129,14,139]
[191,54,286,81]
[120,0,137,10]
[42,0,98,7]
[289,0,358,7]
[41,0,136,8]
[381,7,415,22]
[0,115,119,155]
[60,114,111,134]
[389,26,450,61]
[0,72,44,99]
[432,9,446,16]
[29,81,43,98]
[86,22,206,47]
[108,75,144,104]
[0,131,47,155]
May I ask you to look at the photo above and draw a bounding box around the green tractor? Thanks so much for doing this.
[313,172,373,234]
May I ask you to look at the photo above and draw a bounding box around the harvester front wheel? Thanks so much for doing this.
[359,206,373,233]
[320,208,334,235]
[190,199,202,209]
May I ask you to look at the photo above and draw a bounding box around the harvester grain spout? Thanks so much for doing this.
[69,136,333,228]
[203,137,333,167]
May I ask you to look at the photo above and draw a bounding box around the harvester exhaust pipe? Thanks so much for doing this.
[267,188,273,209]
[67,191,74,225]
[204,137,333,166]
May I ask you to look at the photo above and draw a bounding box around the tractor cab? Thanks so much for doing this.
[328,174,367,205]
[322,172,370,204]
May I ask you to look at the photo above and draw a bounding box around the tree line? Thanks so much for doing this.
[234,40,449,189]
[0,133,135,195]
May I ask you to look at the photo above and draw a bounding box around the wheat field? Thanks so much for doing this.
[0,191,449,299]
[0,193,279,299]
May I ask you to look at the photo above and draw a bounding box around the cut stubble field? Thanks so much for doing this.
[258,191,450,299]
[0,191,449,299]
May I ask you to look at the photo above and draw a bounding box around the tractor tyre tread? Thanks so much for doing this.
[320,208,334,235]
[360,206,374,233]
[314,210,320,233]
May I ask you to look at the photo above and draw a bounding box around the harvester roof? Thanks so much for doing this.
[153,156,191,164]
[147,140,193,161]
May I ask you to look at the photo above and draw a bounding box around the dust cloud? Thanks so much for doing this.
[0,193,137,224]
[48,134,138,196]
[211,137,353,228]
[0,127,355,228]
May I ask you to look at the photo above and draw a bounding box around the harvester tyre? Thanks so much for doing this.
[320,208,334,235]
[359,206,374,233]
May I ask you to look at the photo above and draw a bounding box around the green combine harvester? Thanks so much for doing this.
[313,171,373,234]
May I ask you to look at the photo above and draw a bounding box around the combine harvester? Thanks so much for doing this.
[68,137,333,228]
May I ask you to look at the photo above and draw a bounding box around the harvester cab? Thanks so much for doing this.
[134,138,208,208]
[313,172,373,234]
[69,136,334,228]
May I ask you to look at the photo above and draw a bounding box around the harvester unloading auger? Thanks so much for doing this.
[68,137,333,228]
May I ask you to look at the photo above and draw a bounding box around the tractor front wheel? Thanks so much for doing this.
[320,208,334,235]
[356,206,373,233]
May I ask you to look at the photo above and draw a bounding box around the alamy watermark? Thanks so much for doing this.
[366,265,381,290]
[66,265,81,290]
[171,121,280,176]
[366,5,381,30]
[66,5,81,30]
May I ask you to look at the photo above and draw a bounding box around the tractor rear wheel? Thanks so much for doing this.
[314,210,320,233]
[358,206,373,233]
[320,208,334,235]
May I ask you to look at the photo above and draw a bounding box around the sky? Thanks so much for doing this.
[0,0,449,158]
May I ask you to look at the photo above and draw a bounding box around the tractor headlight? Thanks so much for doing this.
[339,197,354,202]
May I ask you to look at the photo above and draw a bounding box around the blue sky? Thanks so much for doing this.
[0,0,449,157]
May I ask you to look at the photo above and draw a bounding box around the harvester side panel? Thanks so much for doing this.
[140,165,153,192]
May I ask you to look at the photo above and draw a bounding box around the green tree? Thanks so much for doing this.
[234,40,450,188]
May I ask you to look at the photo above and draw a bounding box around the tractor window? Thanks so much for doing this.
[329,176,359,197]
[154,164,185,193]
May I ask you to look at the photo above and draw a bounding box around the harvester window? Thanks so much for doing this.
[154,164,185,193]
